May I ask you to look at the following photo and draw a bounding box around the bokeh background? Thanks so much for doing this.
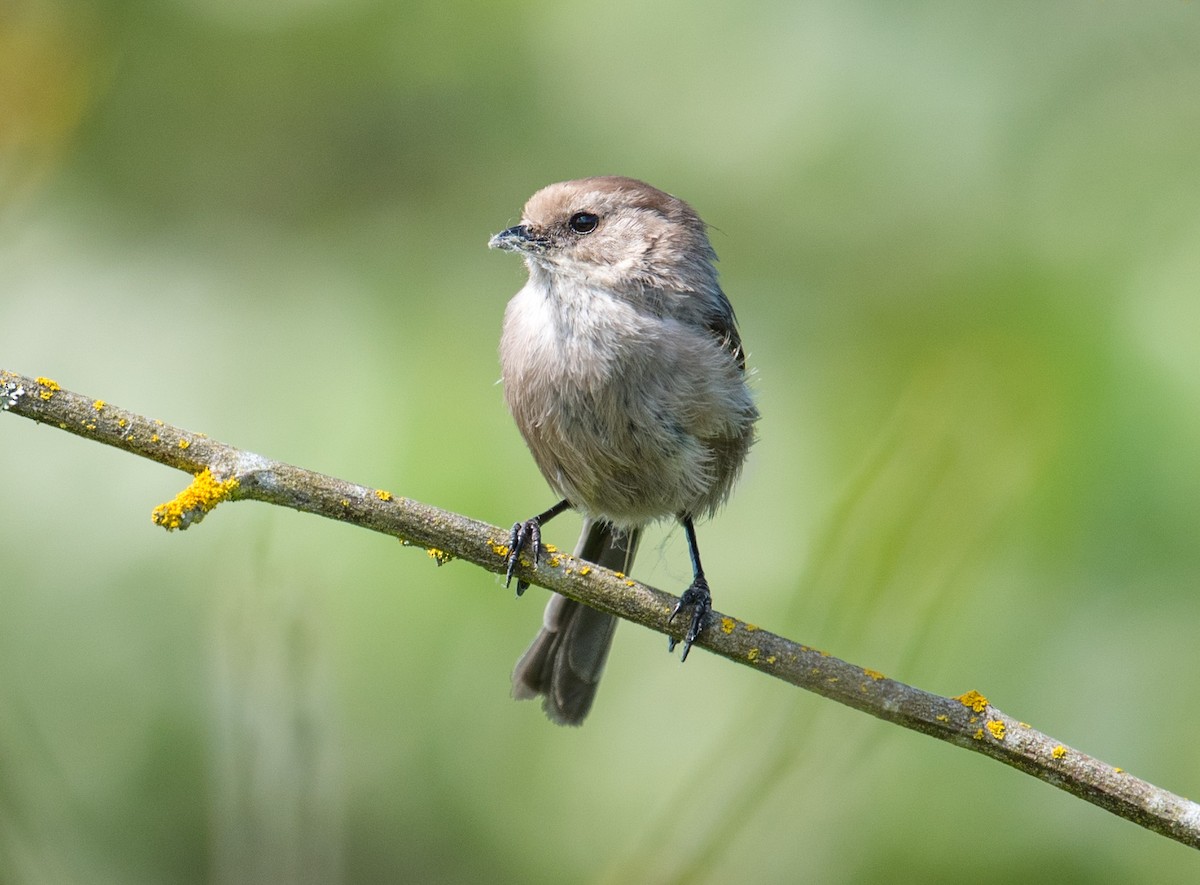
[4,1,1200,882]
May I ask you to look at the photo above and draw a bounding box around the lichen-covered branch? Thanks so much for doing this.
[3,368,1198,850]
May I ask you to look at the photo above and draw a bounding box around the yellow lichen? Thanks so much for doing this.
[612,571,625,579]
[744,623,759,632]
[178,439,190,449]
[747,648,759,662]
[955,690,989,713]
[36,377,60,400]
[427,548,452,566]
[578,566,591,576]
[374,489,393,502]
[986,719,1006,741]
[151,468,239,531]
[973,729,984,741]
[862,668,885,681]
[766,655,777,664]
[1052,745,1067,760]
[92,399,105,411]
[118,418,128,428]
[720,617,736,635]
[151,434,160,443]
[935,714,949,723]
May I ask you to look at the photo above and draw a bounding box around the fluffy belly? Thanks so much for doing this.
[515,386,726,527]
[501,278,754,527]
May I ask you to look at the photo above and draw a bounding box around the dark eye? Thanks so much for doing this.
[568,212,599,234]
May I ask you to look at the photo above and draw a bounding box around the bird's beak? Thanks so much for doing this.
[488,224,548,253]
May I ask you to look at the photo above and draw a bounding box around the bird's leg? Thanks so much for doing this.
[505,499,572,595]
[667,515,712,661]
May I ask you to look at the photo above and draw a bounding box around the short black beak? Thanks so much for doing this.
[488,224,547,253]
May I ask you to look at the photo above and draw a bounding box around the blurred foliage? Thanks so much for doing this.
[3,0,1200,882]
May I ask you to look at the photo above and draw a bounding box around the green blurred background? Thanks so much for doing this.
[3,0,1200,881]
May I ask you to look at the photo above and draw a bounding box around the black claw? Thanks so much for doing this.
[504,500,571,597]
[505,518,543,596]
[667,575,711,661]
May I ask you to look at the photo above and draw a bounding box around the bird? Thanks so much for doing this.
[489,176,758,725]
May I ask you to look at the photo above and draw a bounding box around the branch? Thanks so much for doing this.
[3,368,1198,849]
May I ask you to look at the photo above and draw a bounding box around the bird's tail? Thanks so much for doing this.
[511,518,640,726]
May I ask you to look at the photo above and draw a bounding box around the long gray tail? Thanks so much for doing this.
[511,519,640,726]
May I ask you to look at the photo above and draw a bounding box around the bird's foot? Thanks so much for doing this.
[505,517,543,596]
[667,575,711,661]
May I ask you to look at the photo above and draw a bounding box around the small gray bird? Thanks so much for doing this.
[489,176,758,725]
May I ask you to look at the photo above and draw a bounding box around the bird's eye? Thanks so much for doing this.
[568,212,599,234]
